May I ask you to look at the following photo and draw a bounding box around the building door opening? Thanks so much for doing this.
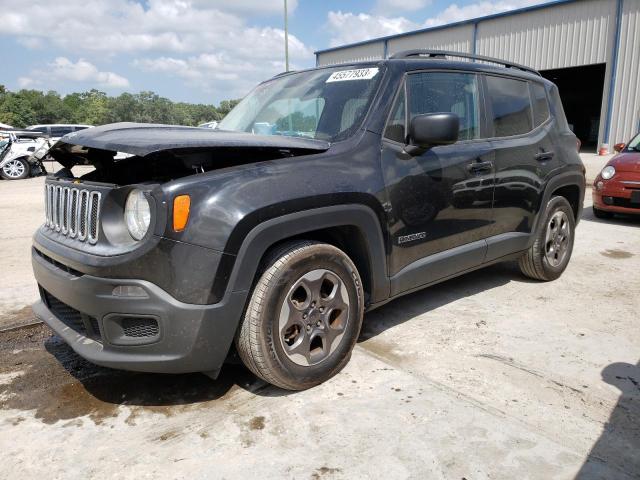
[540,63,606,152]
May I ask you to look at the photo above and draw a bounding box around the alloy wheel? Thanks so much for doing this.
[2,160,26,179]
[544,210,570,267]
[278,269,350,366]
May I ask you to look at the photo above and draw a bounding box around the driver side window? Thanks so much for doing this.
[407,71,480,141]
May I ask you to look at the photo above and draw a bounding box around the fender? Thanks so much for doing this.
[530,170,586,245]
[221,204,390,305]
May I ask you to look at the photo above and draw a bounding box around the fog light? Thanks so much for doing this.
[112,285,148,298]
[603,196,614,205]
[596,181,604,190]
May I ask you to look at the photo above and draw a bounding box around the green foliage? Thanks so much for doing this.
[0,84,238,128]
[275,111,318,133]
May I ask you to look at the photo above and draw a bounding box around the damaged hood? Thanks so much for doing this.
[57,122,331,158]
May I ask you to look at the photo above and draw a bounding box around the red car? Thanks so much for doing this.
[593,132,640,218]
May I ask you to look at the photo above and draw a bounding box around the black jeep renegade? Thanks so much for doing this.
[32,50,585,390]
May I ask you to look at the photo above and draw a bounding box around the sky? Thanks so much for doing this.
[0,0,554,104]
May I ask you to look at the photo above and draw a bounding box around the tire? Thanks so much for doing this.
[0,157,30,180]
[519,196,576,281]
[592,206,613,219]
[235,240,364,390]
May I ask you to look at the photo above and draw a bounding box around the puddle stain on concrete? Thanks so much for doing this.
[0,324,257,426]
[357,338,404,364]
[249,415,265,430]
[600,249,634,259]
[311,466,342,479]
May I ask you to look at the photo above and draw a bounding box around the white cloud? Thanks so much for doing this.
[19,58,129,90]
[0,0,311,100]
[327,11,419,47]
[374,0,432,15]
[17,77,38,88]
[327,0,549,47]
[200,0,299,15]
[48,58,130,88]
[423,1,548,27]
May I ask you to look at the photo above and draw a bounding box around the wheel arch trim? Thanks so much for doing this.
[533,171,585,239]
[224,204,390,305]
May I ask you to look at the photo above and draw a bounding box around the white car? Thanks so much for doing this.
[0,131,52,180]
[25,124,92,142]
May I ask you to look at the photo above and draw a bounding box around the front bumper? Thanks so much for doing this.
[592,174,640,215]
[32,247,248,375]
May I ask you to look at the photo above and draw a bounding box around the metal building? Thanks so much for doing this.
[315,0,640,151]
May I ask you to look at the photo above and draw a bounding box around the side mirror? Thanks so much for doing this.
[406,113,459,155]
[614,143,625,153]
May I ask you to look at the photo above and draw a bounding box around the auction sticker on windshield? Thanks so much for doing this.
[326,68,379,83]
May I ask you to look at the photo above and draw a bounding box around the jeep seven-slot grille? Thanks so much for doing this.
[44,184,101,243]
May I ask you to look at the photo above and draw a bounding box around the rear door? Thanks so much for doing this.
[484,75,561,261]
[380,70,495,294]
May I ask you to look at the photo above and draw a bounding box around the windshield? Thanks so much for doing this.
[218,65,383,142]
[626,133,640,151]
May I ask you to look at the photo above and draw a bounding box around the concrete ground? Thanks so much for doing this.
[1,154,639,479]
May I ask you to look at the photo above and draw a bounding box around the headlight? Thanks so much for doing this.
[601,165,616,180]
[124,189,151,240]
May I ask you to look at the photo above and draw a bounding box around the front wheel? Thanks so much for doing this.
[235,240,364,390]
[1,157,30,180]
[519,196,576,281]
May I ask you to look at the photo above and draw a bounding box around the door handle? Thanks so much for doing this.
[467,160,493,173]
[535,151,555,161]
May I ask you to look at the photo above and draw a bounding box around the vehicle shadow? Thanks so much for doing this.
[41,335,281,411]
[580,205,640,226]
[36,261,528,410]
[359,260,526,343]
[574,361,640,479]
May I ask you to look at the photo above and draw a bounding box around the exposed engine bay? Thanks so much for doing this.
[48,122,330,184]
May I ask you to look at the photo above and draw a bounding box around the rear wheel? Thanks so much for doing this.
[235,240,364,390]
[519,196,575,281]
[1,157,30,180]
[592,206,613,219]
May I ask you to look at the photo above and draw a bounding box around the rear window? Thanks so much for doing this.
[486,76,532,137]
[531,82,550,127]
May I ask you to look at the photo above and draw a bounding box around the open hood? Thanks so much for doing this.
[56,122,330,158]
[49,123,332,184]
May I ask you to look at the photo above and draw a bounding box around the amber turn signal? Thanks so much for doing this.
[173,195,191,232]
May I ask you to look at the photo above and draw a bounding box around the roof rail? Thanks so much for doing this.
[389,49,541,76]
[273,70,296,78]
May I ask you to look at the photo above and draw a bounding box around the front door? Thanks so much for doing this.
[381,70,495,294]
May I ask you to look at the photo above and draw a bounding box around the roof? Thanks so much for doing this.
[315,0,579,55]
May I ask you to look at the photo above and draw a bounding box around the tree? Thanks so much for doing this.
[0,94,37,127]
[0,86,240,128]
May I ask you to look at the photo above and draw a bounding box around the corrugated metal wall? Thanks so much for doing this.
[475,0,613,70]
[609,0,640,143]
[316,0,639,146]
[317,42,385,66]
[387,24,474,57]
